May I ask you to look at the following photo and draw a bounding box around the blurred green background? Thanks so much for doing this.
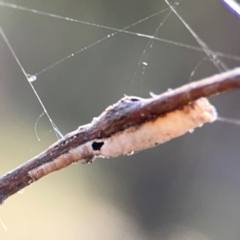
[1,0,240,239]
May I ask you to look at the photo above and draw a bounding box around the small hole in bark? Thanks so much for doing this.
[92,141,104,151]
[130,97,140,102]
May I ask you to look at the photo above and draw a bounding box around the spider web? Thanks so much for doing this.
[1,1,240,238]
[0,0,240,143]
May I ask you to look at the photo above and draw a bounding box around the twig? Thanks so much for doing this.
[1,67,240,203]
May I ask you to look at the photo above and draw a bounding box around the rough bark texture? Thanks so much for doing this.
[0,67,240,204]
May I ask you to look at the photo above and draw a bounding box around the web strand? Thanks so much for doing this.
[0,27,63,140]
[1,0,240,138]
[218,117,240,126]
[33,8,170,76]
[0,0,240,79]
[165,0,228,72]
[131,4,175,87]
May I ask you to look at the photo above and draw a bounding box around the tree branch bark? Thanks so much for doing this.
[1,67,240,204]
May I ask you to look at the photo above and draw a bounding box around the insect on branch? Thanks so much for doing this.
[0,67,240,204]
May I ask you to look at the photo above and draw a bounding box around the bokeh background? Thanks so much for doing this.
[1,0,240,239]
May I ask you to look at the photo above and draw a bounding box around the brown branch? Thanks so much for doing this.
[1,67,240,204]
